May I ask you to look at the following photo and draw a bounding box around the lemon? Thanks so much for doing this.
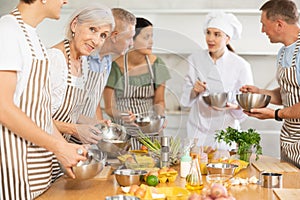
[146,175,159,187]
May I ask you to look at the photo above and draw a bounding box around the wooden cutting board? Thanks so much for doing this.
[273,189,300,200]
[252,161,299,173]
[93,166,112,180]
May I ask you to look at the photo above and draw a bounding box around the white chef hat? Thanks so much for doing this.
[203,11,242,40]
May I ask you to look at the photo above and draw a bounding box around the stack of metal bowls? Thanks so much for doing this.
[236,93,271,112]
[96,123,131,158]
[202,92,228,108]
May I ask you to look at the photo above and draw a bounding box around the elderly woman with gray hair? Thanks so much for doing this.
[181,11,254,148]
[48,5,115,145]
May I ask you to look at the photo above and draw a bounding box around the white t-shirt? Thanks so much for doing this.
[181,48,254,146]
[48,48,89,114]
[0,14,46,104]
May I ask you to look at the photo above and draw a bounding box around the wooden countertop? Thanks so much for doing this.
[36,156,300,200]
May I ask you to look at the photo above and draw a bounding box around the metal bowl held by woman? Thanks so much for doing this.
[96,123,131,158]
[135,115,165,134]
[203,92,228,108]
[236,93,271,112]
[63,149,107,180]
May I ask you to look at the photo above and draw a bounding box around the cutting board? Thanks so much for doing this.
[273,189,300,200]
[93,166,112,180]
[252,161,299,173]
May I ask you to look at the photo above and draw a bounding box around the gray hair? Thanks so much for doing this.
[111,8,136,32]
[65,5,115,40]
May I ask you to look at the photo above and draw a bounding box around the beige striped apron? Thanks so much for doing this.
[277,32,300,168]
[0,9,57,200]
[80,57,107,118]
[52,39,86,144]
[115,54,157,149]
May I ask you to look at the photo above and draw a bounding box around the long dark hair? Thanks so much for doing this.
[133,17,152,40]
[226,44,235,52]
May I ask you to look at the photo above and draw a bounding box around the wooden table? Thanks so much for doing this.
[36,156,300,200]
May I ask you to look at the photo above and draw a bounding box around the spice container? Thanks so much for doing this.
[180,153,192,178]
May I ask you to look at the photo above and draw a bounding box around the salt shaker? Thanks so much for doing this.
[160,136,170,168]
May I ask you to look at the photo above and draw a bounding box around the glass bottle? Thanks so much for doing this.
[185,156,204,191]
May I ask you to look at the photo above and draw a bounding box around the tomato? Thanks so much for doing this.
[141,145,148,151]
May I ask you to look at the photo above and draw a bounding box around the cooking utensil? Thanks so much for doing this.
[63,149,107,180]
[96,123,131,158]
[114,169,147,186]
[105,195,140,200]
[203,92,228,108]
[134,115,165,134]
[197,77,209,95]
[206,163,238,176]
[236,93,271,112]
[259,172,283,188]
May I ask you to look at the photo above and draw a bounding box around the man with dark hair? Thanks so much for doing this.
[240,0,300,168]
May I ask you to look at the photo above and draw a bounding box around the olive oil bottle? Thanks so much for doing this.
[185,156,204,191]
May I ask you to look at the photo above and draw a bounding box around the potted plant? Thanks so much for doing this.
[215,127,262,162]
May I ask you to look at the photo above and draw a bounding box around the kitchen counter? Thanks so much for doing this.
[36,156,300,200]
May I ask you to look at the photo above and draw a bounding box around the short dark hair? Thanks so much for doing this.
[260,0,299,24]
[133,17,153,39]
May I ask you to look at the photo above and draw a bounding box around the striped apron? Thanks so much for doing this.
[115,54,157,149]
[52,39,86,144]
[80,57,107,118]
[1,9,57,200]
[277,32,300,168]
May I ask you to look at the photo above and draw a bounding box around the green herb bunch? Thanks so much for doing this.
[215,127,262,161]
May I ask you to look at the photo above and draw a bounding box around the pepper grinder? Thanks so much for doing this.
[160,136,170,168]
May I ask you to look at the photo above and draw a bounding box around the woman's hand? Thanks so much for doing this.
[193,80,207,95]
[240,85,260,93]
[120,111,136,124]
[54,141,88,179]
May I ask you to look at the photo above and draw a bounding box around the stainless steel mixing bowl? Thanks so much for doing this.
[203,92,228,108]
[96,123,131,158]
[135,115,165,133]
[114,169,147,186]
[206,163,238,176]
[63,149,107,180]
[236,93,271,112]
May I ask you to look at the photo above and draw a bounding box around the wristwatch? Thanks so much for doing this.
[275,109,283,121]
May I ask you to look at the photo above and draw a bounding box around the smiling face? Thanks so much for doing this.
[71,20,112,56]
[205,28,229,56]
[133,26,153,55]
[260,11,280,44]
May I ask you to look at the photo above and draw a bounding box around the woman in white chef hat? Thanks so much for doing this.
[181,11,254,151]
